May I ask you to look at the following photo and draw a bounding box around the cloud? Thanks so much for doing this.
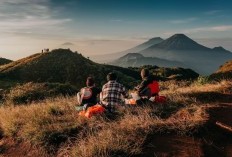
[164,25,232,35]
[169,17,197,24]
[210,25,232,31]
[205,10,222,15]
[0,0,72,38]
[109,19,123,22]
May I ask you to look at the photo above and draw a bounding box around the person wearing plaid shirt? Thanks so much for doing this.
[100,72,128,112]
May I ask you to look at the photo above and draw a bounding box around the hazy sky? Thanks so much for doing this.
[0,0,232,60]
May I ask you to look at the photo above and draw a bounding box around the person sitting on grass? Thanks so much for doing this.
[134,68,160,103]
[100,72,128,113]
[76,77,101,111]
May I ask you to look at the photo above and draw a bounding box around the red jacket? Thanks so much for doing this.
[137,76,159,97]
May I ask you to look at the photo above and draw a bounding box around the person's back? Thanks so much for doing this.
[136,68,159,98]
[77,77,101,109]
[80,86,101,105]
[101,72,127,112]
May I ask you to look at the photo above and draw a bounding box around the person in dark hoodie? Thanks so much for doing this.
[135,68,160,102]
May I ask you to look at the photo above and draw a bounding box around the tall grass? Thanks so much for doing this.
[4,82,77,105]
[0,79,231,156]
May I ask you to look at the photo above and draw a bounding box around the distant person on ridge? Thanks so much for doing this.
[76,77,101,111]
[100,72,128,112]
[134,68,160,102]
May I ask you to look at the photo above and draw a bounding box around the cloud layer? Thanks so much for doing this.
[0,0,71,38]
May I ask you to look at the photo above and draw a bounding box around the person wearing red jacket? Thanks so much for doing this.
[135,68,160,101]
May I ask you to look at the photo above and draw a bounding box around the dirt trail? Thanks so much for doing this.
[139,103,232,157]
[208,103,232,132]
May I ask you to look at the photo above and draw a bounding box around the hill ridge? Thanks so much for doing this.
[0,57,12,66]
[0,49,139,89]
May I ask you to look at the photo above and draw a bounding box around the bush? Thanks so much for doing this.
[194,76,210,85]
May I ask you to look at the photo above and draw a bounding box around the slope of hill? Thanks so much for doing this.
[210,60,232,79]
[91,37,163,63]
[110,53,186,68]
[139,34,232,75]
[0,49,140,89]
[0,57,12,66]
[121,37,164,53]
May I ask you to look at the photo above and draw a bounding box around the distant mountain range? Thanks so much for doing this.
[0,57,12,66]
[108,34,232,75]
[110,53,186,68]
[91,37,164,63]
[0,49,140,89]
[58,42,76,51]
[61,42,75,46]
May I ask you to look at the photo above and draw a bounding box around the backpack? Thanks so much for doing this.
[77,87,93,105]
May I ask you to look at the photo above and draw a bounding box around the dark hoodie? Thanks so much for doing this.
[137,75,157,97]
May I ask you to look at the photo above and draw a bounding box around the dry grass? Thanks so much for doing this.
[0,53,43,72]
[0,79,231,157]
[4,82,77,105]
[215,60,232,73]
[160,79,232,104]
[0,97,84,147]
[161,79,232,94]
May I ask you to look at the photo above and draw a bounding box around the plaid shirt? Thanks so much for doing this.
[101,81,127,106]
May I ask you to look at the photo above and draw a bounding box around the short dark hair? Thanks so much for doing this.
[141,68,149,77]
[107,72,117,81]
[86,77,94,86]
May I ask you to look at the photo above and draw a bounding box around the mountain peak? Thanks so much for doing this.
[153,34,210,50]
[171,33,189,38]
[212,46,230,52]
[61,42,75,46]
[148,37,163,41]
[118,53,144,61]
[168,34,195,42]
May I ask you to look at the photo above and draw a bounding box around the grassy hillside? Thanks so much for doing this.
[0,58,12,66]
[3,82,77,105]
[0,49,140,89]
[210,60,232,80]
[0,79,231,156]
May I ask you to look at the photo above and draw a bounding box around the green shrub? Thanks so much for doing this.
[194,76,210,85]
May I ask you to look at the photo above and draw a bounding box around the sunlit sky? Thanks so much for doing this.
[0,0,232,60]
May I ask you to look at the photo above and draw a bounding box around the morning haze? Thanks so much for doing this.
[0,0,232,60]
